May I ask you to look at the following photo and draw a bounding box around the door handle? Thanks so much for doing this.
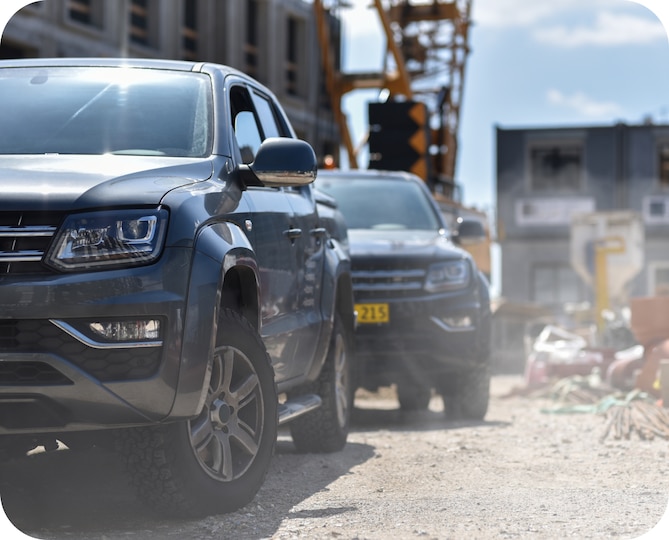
[283,228,302,240]
[310,227,328,238]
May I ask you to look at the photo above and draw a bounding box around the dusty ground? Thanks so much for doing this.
[2,375,669,540]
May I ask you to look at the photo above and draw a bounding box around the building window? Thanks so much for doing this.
[643,195,669,224]
[129,0,158,48]
[652,264,669,296]
[182,0,198,60]
[244,0,259,78]
[532,264,586,306]
[68,0,102,28]
[286,17,304,97]
[529,144,583,191]
[658,143,669,189]
[319,66,331,110]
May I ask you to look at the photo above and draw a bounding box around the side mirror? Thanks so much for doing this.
[453,217,486,246]
[240,137,317,188]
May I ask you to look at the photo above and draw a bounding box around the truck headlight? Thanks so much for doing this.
[425,260,470,292]
[46,209,168,271]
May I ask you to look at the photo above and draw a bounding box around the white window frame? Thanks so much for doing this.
[648,261,669,296]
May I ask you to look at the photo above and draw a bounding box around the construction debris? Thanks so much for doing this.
[600,396,669,442]
[534,375,669,442]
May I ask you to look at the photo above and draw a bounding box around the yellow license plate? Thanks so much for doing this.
[355,303,390,324]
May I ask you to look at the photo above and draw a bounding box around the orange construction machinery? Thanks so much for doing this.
[313,0,490,277]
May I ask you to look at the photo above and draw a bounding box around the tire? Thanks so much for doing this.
[396,381,432,411]
[116,309,277,518]
[288,314,352,453]
[448,285,491,420]
[455,363,491,420]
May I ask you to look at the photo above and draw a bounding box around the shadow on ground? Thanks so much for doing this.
[0,438,376,539]
[0,387,514,539]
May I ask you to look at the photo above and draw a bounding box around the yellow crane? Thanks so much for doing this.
[314,0,490,277]
[313,0,473,197]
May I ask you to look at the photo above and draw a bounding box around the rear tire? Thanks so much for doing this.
[116,309,277,518]
[397,381,432,411]
[289,314,352,453]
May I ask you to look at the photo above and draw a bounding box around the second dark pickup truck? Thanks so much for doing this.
[316,169,491,419]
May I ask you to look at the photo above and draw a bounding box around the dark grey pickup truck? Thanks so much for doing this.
[316,169,491,420]
[0,58,355,518]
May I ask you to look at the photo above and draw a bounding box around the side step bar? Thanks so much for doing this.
[278,394,322,425]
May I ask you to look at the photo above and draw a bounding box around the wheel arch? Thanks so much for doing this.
[220,263,261,333]
[169,221,261,419]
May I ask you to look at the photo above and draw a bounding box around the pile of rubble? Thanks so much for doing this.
[521,295,669,442]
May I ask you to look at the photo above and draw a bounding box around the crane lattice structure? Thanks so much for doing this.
[314,0,473,198]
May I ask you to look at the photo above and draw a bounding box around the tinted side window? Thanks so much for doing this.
[234,110,262,163]
[251,91,282,139]
[230,86,263,163]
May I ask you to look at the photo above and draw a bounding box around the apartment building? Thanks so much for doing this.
[0,0,340,162]
[497,122,669,309]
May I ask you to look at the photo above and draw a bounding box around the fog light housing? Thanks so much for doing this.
[89,320,161,342]
[442,316,472,328]
[432,315,474,333]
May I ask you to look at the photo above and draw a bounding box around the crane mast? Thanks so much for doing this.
[314,0,473,199]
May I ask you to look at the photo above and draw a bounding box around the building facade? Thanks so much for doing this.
[1,0,340,162]
[497,122,669,309]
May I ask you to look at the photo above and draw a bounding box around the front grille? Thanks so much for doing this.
[353,269,425,293]
[352,258,428,299]
[0,211,63,275]
[0,320,162,382]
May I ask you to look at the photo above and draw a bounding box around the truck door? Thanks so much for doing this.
[229,83,317,383]
[283,183,325,367]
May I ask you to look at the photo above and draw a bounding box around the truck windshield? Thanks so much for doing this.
[317,176,442,231]
[0,66,212,157]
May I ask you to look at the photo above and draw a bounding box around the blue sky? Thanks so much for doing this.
[338,0,669,217]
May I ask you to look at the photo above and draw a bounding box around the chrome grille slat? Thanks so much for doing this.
[0,213,62,274]
[0,252,44,262]
[0,228,57,237]
[352,267,427,296]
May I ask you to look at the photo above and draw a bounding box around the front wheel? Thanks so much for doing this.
[440,364,490,421]
[289,313,353,453]
[116,309,277,518]
[457,364,490,420]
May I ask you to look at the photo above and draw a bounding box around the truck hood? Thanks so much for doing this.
[348,229,464,260]
[0,155,214,210]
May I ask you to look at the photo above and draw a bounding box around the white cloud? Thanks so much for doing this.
[472,0,610,29]
[340,0,666,48]
[546,89,624,117]
[535,11,667,46]
[473,0,667,46]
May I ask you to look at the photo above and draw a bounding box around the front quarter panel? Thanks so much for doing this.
[168,220,260,419]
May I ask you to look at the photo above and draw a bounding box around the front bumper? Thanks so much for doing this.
[353,287,487,385]
[0,246,216,434]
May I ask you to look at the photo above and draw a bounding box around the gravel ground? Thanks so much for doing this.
[2,375,669,540]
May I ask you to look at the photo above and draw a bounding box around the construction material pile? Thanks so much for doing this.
[537,374,669,442]
[600,395,669,441]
